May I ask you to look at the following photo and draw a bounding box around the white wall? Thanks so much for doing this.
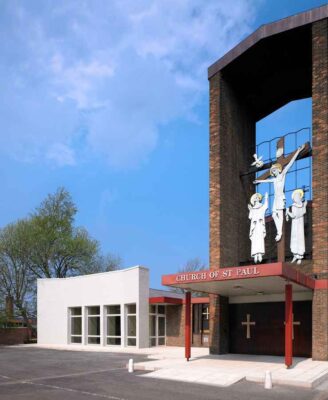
[37,266,149,348]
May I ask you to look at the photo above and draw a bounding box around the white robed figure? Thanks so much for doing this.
[248,192,268,263]
[286,189,307,264]
[254,144,305,242]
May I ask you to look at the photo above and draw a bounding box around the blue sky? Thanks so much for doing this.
[0,0,325,288]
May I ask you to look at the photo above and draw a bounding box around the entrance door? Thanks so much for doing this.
[229,301,311,357]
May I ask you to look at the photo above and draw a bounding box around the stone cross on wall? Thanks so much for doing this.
[241,314,256,339]
[284,314,301,340]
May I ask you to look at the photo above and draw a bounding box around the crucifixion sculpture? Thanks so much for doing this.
[253,138,306,242]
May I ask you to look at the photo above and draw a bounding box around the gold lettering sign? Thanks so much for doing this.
[175,267,260,282]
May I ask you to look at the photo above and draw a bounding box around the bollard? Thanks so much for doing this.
[264,370,272,389]
[128,358,134,373]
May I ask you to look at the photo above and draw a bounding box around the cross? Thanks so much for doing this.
[256,137,310,181]
[241,314,256,339]
[202,306,209,319]
[284,314,301,340]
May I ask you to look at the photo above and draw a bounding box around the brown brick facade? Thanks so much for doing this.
[0,327,30,345]
[209,71,255,353]
[165,305,185,346]
[208,14,328,359]
[312,19,328,360]
[165,304,210,347]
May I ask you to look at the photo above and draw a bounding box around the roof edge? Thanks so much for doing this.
[208,4,328,79]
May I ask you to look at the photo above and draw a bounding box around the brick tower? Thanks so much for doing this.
[208,6,328,359]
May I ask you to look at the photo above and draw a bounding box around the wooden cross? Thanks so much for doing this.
[256,137,310,181]
[284,314,301,340]
[241,314,256,339]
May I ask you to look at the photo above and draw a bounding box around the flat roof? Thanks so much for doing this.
[208,4,328,79]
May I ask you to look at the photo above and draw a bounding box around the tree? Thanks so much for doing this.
[178,257,206,273]
[78,253,122,275]
[0,220,35,328]
[28,188,100,278]
[0,187,121,324]
[170,257,207,295]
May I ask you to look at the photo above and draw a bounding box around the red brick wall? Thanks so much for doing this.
[0,328,30,345]
[166,305,185,346]
[312,18,328,360]
[165,304,209,347]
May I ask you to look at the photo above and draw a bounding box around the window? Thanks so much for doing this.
[192,303,209,334]
[87,306,100,344]
[126,304,136,346]
[201,304,209,332]
[70,307,82,344]
[106,305,121,345]
[149,305,166,346]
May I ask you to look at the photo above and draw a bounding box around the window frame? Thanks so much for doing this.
[69,307,82,344]
[126,303,137,347]
[105,305,121,346]
[87,305,101,345]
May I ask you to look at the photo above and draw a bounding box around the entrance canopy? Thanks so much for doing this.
[162,263,317,297]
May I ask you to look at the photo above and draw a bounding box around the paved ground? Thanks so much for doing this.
[0,346,327,400]
[136,352,328,388]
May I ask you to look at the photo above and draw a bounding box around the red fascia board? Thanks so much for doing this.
[149,297,183,305]
[162,262,315,290]
[314,280,328,289]
[189,297,210,304]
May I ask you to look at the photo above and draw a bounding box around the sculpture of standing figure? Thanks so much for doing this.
[248,192,268,263]
[254,144,305,242]
[286,189,307,264]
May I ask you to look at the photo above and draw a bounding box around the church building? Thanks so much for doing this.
[37,5,327,368]
[162,4,328,367]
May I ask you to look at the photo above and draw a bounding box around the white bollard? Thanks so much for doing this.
[264,370,272,389]
[128,358,134,373]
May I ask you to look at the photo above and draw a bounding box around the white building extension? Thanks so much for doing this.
[37,266,150,348]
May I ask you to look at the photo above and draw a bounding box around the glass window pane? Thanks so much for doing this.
[88,306,100,315]
[71,336,82,343]
[107,305,120,315]
[127,315,136,336]
[107,316,121,336]
[71,317,82,335]
[158,317,165,336]
[127,304,136,314]
[71,307,82,316]
[127,338,136,346]
[202,318,209,331]
[149,305,156,314]
[88,316,100,336]
[88,337,100,344]
[158,337,165,346]
[150,338,156,346]
[158,305,165,315]
[107,337,121,345]
[149,315,156,336]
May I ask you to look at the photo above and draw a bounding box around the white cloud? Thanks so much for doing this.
[46,143,76,167]
[0,0,259,169]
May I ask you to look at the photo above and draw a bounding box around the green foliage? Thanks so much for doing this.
[0,220,35,326]
[28,188,100,278]
[0,187,122,324]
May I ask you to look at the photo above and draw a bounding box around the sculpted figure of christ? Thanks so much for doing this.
[254,144,305,242]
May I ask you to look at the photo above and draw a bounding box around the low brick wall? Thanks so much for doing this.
[0,328,30,345]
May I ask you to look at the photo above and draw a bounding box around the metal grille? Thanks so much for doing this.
[255,127,312,215]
